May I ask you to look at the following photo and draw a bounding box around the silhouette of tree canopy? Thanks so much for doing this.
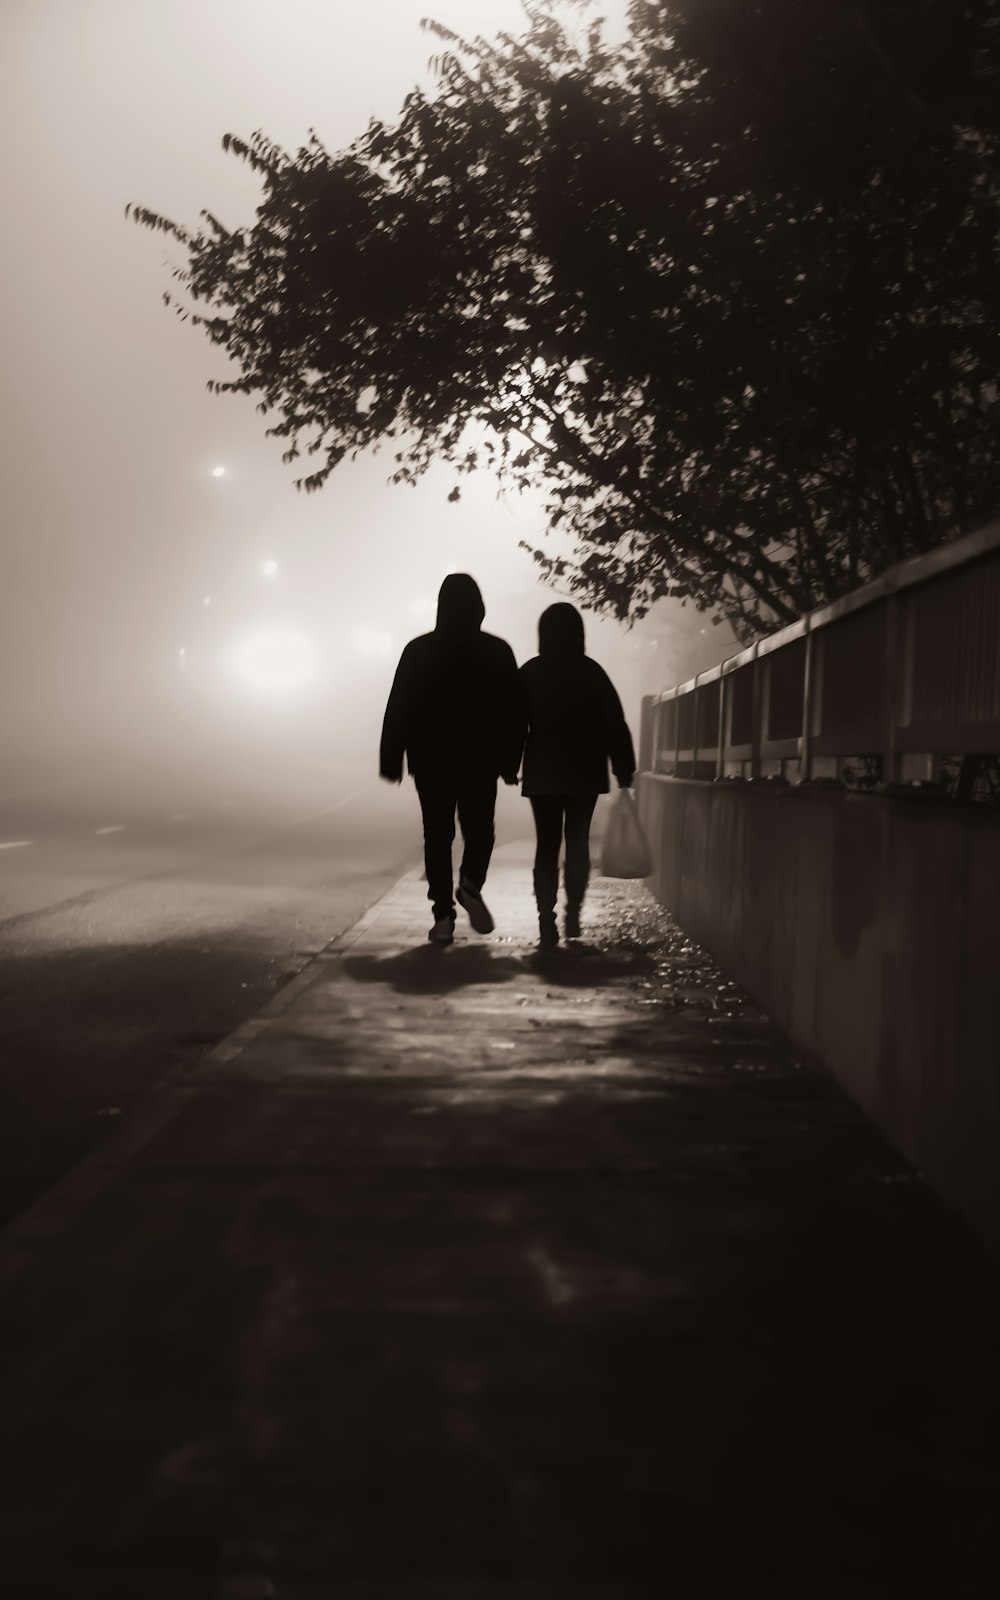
[129,0,1000,639]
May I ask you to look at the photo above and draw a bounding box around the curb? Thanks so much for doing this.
[205,862,422,1065]
[0,862,423,1285]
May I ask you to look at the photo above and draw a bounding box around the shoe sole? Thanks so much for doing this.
[456,886,494,934]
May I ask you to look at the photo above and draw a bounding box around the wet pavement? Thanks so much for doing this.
[1,839,998,1598]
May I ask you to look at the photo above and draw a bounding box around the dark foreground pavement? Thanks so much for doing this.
[1,841,998,1599]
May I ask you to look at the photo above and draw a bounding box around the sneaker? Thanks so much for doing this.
[428,914,455,944]
[456,877,494,935]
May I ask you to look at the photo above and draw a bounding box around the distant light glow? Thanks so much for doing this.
[262,560,278,577]
[212,465,226,478]
[228,626,317,696]
[203,596,212,606]
[354,628,393,658]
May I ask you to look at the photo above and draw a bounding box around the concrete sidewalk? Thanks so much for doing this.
[1,839,998,1599]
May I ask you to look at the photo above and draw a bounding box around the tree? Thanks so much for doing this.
[128,0,1000,640]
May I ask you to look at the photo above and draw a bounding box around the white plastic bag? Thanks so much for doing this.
[599,788,652,879]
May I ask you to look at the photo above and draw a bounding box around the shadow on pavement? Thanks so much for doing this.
[529,941,658,986]
[342,943,526,995]
[343,939,660,996]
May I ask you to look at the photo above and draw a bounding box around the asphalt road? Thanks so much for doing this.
[0,744,434,1225]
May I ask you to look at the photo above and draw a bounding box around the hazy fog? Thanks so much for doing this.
[0,0,727,804]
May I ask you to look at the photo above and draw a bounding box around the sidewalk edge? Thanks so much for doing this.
[0,862,422,1282]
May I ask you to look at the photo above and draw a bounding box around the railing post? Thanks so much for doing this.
[672,690,680,776]
[639,694,655,774]
[691,673,700,775]
[801,621,814,782]
[882,593,901,786]
[750,643,763,779]
[717,672,727,779]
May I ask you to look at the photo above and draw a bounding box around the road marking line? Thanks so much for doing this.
[0,840,32,850]
[95,825,125,835]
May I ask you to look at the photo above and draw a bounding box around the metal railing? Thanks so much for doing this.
[639,520,1000,794]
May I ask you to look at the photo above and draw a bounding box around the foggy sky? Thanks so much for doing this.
[0,0,716,764]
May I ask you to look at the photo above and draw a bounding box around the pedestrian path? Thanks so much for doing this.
[0,840,998,1599]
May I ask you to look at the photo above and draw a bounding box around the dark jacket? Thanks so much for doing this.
[380,575,526,781]
[519,654,635,796]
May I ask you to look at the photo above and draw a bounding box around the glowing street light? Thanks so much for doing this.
[262,560,278,577]
[212,465,226,478]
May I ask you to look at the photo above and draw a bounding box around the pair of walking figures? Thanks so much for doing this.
[379,574,636,949]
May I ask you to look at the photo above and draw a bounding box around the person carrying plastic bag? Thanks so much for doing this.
[519,603,636,947]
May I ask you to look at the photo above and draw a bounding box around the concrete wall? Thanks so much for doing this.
[637,774,1000,1254]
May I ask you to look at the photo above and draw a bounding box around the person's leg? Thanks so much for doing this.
[455,773,497,892]
[455,773,498,933]
[563,794,598,937]
[414,773,458,926]
[529,796,564,946]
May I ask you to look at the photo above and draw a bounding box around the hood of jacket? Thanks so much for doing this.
[538,602,585,660]
[435,573,486,636]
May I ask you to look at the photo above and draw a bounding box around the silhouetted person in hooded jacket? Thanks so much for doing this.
[380,574,525,943]
[520,603,635,947]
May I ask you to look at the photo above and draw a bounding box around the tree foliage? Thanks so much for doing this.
[128,0,1000,638]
